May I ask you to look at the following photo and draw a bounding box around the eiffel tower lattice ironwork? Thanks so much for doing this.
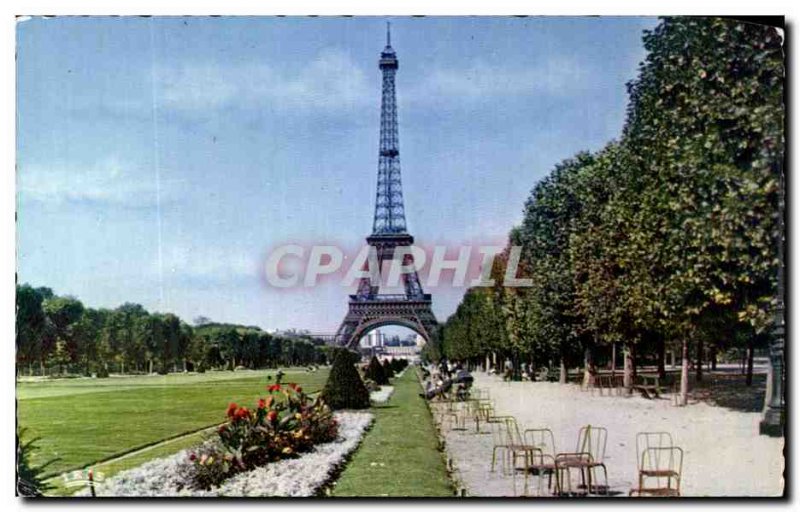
[334,24,438,348]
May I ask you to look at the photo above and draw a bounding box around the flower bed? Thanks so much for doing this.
[75,412,374,497]
[369,386,394,405]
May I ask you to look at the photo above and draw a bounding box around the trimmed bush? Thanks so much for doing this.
[382,359,395,379]
[364,356,388,385]
[390,358,407,374]
[320,349,371,410]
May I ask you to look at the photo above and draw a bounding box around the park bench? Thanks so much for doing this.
[634,374,662,399]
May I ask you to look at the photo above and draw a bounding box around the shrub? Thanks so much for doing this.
[185,382,337,490]
[321,349,371,410]
[382,359,395,379]
[389,358,402,373]
[364,356,388,385]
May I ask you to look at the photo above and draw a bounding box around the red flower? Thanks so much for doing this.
[268,384,281,393]
[266,410,278,422]
[288,382,298,390]
[295,386,303,393]
[234,407,250,420]
[226,403,238,418]
[189,453,197,461]
[258,398,267,409]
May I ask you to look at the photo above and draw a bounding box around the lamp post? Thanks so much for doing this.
[760,160,785,437]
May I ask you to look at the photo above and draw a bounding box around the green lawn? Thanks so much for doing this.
[17,368,329,479]
[331,369,453,497]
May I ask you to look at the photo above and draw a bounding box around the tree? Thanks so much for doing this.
[43,295,85,368]
[16,285,49,375]
[623,18,783,404]
[439,18,782,406]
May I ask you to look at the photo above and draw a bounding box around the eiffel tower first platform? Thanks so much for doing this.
[334,25,438,348]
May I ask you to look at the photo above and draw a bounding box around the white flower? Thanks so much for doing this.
[75,412,374,497]
[370,386,395,405]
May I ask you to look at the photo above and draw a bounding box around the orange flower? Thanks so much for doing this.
[268,384,281,393]
[267,410,278,422]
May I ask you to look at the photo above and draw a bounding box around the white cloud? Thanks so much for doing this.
[157,49,370,113]
[17,156,175,207]
[411,56,595,100]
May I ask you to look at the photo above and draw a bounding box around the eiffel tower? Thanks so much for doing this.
[334,24,438,348]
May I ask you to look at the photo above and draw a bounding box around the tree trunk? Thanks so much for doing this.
[657,336,666,379]
[695,338,703,382]
[148,359,153,375]
[485,353,490,372]
[623,344,633,394]
[680,338,689,406]
[711,346,717,371]
[632,344,638,381]
[559,354,567,384]
[611,342,617,378]
[746,337,755,386]
[582,344,595,389]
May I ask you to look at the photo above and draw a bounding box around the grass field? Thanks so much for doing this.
[331,369,453,497]
[16,368,329,480]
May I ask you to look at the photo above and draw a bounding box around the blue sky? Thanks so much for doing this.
[16,16,657,333]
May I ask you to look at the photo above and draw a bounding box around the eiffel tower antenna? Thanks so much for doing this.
[386,21,391,46]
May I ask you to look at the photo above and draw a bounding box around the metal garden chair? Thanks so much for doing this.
[629,446,684,497]
[576,424,609,495]
[522,428,559,495]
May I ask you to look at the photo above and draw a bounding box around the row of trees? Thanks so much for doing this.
[16,284,327,377]
[431,18,783,404]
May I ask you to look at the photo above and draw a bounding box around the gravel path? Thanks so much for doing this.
[437,372,784,497]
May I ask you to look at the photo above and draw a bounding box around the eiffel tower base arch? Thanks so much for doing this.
[335,295,437,349]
